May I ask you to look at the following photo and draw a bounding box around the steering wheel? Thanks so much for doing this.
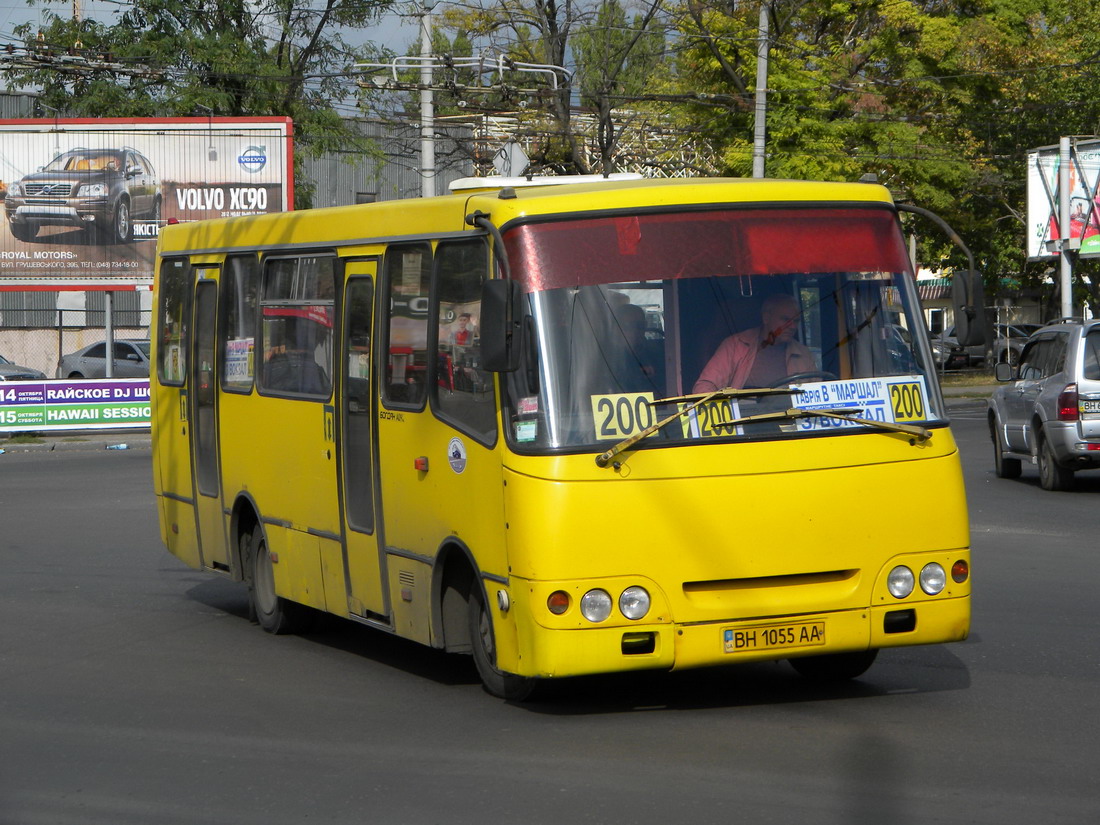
[768,370,838,388]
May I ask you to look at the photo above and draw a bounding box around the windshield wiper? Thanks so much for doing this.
[595,391,931,468]
[594,387,793,468]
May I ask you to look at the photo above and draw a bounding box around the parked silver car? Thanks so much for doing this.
[0,354,46,380]
[57,339,151,378]
[988,319,1100,490]
[991,322,1042,366]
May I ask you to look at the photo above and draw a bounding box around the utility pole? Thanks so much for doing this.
[751,2,770,179]
[1059,136,1074,319]
[420,0,436,197]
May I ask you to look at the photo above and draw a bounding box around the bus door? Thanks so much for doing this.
[191,272,230,571]
[339,263,386,619]
[154,257,201,569]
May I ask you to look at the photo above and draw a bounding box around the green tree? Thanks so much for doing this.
[433,0,666,173]
[664,0,1100,306]
[9,0,394,207]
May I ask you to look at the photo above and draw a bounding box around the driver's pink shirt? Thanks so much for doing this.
[692,327,816,392]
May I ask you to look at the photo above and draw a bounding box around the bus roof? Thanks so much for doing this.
[156,176,897,256]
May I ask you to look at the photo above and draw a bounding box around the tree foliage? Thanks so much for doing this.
[432,0,664,173]
[9,0,394,207]
[665,0,1100,305]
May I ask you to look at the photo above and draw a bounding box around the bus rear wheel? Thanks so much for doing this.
[789,649,878,681]
[246,529,313,635]
[468,585,536,701]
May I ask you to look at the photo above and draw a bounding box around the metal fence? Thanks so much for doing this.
[0,294,150,378]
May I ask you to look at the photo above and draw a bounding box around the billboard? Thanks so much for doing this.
[0,117,292,290]
[1027,139,1100,261]
[0,378,149,432]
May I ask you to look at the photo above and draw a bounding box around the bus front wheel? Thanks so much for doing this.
[468,585,536,701]
[789,649,878,681]
[246,529,313,635]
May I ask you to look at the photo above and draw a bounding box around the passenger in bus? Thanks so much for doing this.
[692,292,814,392]
[451,313,475,347]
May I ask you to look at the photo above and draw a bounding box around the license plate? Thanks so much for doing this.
[1081,400,1100,414]
[723,621,826,653]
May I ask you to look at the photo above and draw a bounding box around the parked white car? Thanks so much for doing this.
[57,340,151,378]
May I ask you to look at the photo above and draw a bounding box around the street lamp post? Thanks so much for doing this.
[420,0,436,197]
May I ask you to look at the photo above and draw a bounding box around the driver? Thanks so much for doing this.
[692,292,816,392]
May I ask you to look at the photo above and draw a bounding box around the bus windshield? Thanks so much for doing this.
[502,205,941,452]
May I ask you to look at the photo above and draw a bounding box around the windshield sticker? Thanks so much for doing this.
[789,376,933,432]
[517,396,539,415]
[679,398,743,438]
[590,392,656,440]
[515,420,538,442]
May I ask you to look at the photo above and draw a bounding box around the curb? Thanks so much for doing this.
[0,436,151,454]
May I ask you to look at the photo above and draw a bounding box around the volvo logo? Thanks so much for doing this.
[238,145,267,174]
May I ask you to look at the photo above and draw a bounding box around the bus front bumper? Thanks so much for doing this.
[511,596,970,679]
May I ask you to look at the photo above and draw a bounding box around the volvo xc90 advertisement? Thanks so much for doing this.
[0,117,292,290]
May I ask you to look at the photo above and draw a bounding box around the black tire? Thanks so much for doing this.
[67,372,84,379]
[789,649,878,681]
[245,529,314,634]
[990,417,1022,479]
[9,220,37,242]
[468,584,536,701]
[1037,433,1074,491]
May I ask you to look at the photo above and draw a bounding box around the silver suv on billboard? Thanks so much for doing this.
[988,318,1100,490]
[4,146,160,244]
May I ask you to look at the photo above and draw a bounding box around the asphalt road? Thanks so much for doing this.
[0,406,1097,825]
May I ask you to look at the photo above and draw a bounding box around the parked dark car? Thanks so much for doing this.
[988,319,1100,490]
[932,325,985,369]
[0,354,46,381]
[5,147,160,244]
[57,340,151,379]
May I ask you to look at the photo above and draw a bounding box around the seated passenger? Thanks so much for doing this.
[692,293,815,392]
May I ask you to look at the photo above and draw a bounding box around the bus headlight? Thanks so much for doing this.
[920,563,946,595]
[619,586,650,620]
[580,589,613,622]
[887,566,915,598]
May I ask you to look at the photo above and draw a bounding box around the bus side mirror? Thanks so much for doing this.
[480,279,522,372]
[952,269,986,347]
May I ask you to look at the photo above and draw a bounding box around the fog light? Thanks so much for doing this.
[580,589,613,622]
[618,586,650,620]
[920,563,946,595]
[547,590,570,615]
[951,560,969,583]
[887,565,915,598]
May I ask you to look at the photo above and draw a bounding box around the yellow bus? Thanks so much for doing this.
[152,175,976,699]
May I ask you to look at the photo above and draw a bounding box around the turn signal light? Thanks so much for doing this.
[951,560,969,583]
[547,591,570,615]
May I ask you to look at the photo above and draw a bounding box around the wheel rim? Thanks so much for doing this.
[116,201,130,239]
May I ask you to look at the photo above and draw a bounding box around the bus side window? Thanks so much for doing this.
[259,255,335,398]
[157,257,191,386]
[222,254,259,392]
[382,243,431,408]
[433,239,495,441]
